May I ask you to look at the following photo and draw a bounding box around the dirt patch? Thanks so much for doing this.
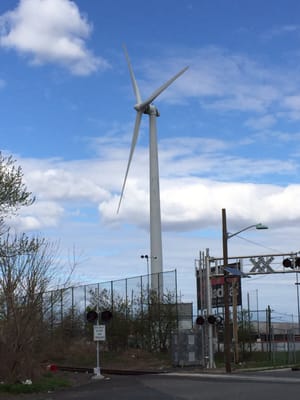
[101,349,172,371]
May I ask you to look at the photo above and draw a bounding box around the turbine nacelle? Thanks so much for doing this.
[134,103,160,116]
[134,103,145,112]
[134,101,156,113]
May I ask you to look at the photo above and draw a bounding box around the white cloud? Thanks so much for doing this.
[138,47,281,113]
[262,25,300,41]
[9,200,64,231]
[101,177,300,232]
[13,132,300,234]
[131,44,300,129]
[26,166,111,202]
[283,95,300,108]
[282,95,300,112]
[0,0,109,75]
[157,136,296,181]
[245,115,277,130]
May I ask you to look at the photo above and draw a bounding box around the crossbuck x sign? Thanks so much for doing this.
[249,256,274,273]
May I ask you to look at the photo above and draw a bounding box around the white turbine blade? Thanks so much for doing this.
[117,111,143,213]
[123,44,142,104]
[136,66,189,111]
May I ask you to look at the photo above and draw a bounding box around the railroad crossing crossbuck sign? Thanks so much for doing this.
[249,256,274,273]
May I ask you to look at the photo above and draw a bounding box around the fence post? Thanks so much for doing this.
[266,305,272,360]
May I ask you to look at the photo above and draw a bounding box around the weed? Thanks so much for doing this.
[0,373,70,394]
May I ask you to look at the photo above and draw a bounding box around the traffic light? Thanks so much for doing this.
[296,258,300,268]
[195,316,205,325]
[86,310,98,323]
[101,310,113,323]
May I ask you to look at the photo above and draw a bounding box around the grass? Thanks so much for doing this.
[0,372,70,395]
[214,350,300,370]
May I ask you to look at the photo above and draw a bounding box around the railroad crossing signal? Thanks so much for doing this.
[86,309,113,323]
[86,310,98,323]
[101,310,113,323]
[195,316,205,325]
[282,257,300,269]
[195,315,223,325]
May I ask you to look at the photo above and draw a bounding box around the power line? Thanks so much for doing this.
[235,234,283,254]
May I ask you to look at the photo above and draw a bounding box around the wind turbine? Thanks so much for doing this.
[118,46,188,290]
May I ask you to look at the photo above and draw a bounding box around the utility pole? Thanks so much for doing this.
[222,208,232,373]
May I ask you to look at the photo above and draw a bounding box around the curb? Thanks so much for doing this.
[57,365,169,375]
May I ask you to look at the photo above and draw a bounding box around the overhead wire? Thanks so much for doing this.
[234,234,284,254]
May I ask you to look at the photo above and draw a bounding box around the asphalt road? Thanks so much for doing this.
[16,369,300,400]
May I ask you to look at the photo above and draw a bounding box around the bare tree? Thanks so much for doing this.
[0,232,66,382]
[0,153,81,381]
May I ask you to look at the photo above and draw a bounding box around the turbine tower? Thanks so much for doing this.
[118,46,188,290]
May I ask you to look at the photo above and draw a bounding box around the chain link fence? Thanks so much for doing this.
[210,307,300,366]
[42,270,183,358]
[239,308,300,365]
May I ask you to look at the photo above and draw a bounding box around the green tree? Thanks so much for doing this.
[0,152,34,229]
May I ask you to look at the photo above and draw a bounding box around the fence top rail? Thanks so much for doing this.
[46,269,177,293]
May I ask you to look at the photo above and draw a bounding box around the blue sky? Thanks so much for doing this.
[1,0,300,321]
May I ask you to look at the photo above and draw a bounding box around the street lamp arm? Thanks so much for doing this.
[227,223,268,239]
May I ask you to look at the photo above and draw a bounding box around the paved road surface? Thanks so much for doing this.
[8,369,300,400]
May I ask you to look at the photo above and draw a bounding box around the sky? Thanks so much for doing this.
[1,0,300,323]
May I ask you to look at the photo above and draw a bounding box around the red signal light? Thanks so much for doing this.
[86,310,98,323]
[282,258,293,268]
[101,310,113,322]
[195,316,205,325]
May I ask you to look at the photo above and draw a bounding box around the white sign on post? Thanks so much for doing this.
[93,324,106,341]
